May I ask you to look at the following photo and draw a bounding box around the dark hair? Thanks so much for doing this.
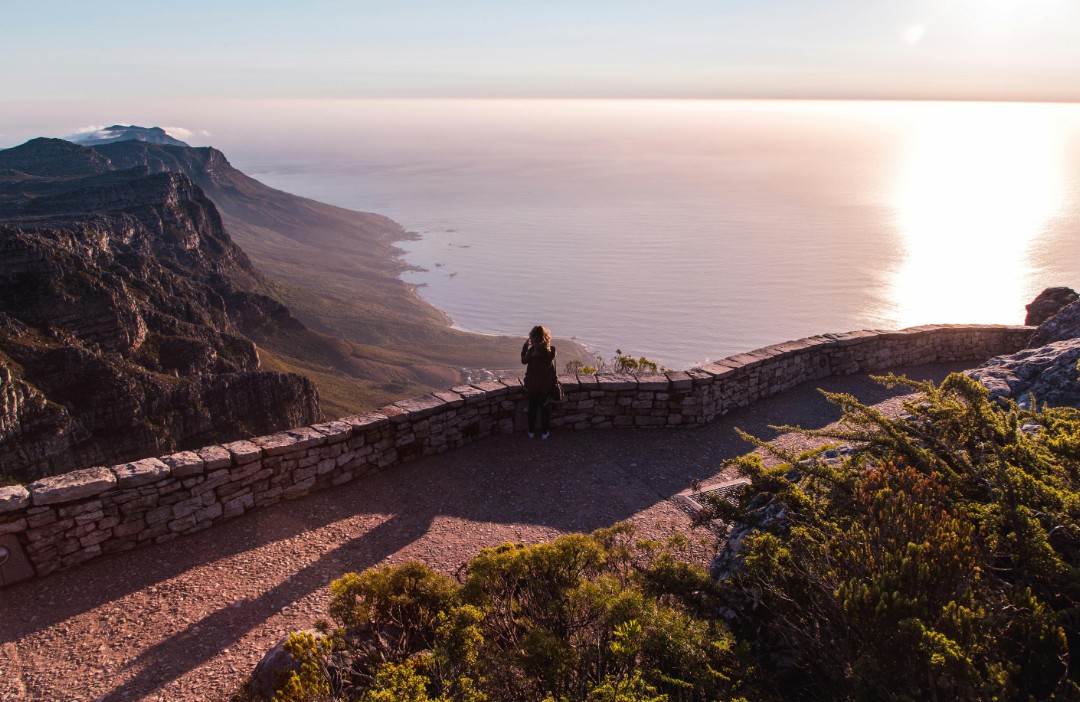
[529,325,552,350]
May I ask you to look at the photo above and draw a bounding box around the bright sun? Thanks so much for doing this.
[914,0,1068,41]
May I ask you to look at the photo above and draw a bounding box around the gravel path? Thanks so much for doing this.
[0,363,967,701]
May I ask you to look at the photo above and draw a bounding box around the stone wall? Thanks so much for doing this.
[0,324,1033,585]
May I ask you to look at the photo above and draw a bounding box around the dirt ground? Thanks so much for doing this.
[0,363,969,702]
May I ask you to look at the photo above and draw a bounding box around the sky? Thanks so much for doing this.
[5,0,1080,103]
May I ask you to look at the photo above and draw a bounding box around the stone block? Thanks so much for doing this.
[394,395,445,419]
[145,505,174,526]
[595,373,637,391]
[468,380,510,397]
[223,493,254,518]
[339,411,391,431]
[312,421,352,444]
[114,519,145,538]
[26,509,56,528]
[112,458,170,489]
[0,486,30,514]
[283,477,316,499]
[197,446,233,470]
[162,450,205,477]
[665,371,693,391]
[172,496,205,519]
[251,432,301,457]
[169,514,198,532]
[0,518,27,535]
[431,390,465,407]
[73,509,104,525]
[29,467,116,506]
[286,426,328,449]
[636,374,670,391]
[79,530,110,548]
[447,385,484,403]
[228,460,264,482]
[222,440,263,465]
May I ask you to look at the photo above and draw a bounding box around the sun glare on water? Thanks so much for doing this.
[888,103,1066,328]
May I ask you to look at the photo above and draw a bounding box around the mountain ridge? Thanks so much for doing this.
[0,158,321,481]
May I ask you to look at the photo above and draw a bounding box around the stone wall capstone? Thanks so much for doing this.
[0,324,1033,584]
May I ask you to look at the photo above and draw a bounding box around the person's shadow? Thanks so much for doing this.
[0,362,965,701]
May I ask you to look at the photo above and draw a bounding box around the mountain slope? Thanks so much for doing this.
[0,151,321,481]
[89,139,549,365]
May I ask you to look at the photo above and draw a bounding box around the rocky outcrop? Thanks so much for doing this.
[1030,299,1080,347]
[0,138,112,178]
[1025,287,1077,326]
[70,125,190,148]
[0,149,321,482]
[967,339,1080,409]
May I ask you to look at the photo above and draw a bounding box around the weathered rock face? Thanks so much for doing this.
[966,339,1080,409]
[0,142,320,481]
[1025,286,1078,326]
[1030,299,1080,348]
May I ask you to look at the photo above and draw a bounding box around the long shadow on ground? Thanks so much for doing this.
[0,362,966,700]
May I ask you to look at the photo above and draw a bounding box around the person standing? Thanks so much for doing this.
[521,325,557,439]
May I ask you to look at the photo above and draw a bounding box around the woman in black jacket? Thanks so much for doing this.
[521,325,557,439]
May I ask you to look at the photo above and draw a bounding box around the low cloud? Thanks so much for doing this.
[164,126,212,140]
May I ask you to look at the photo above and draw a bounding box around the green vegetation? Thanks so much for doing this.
[268,527,748,702]
[266,372,1080,701]
[700,372,1080,700]
[567,350,668,377]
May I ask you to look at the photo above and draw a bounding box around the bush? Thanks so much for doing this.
[275,525,746,702]
[266,371,1080,701]
[566,350,666,377]
[699,372,1080,700]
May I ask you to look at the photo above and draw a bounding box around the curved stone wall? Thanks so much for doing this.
[0,324,1033,584]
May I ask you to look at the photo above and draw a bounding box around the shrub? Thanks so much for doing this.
[698,372,1080,700]
[276,525,745,702]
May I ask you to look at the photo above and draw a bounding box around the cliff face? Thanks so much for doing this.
[0,140,320,481]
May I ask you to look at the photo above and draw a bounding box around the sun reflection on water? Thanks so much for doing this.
[889,103,1066,328]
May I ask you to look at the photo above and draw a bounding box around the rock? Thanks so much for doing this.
[0,144,321,482]
[1025,287,1078,326]
[28,466,116,506]
[249,630,324,702]
[1030,300,1080,347]
[966,338,1080,409]
[0,485,30,514]
[112,458,170,489]
[709,494,790,582]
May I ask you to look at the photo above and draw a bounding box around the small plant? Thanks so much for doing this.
[566,350,668,377]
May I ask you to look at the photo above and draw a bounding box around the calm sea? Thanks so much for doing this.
[227,100,1080,369]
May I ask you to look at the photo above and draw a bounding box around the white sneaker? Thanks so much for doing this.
[527,432,535,438]
[542,432,550,440]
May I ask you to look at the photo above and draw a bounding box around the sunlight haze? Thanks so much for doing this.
[5,0,1080,102]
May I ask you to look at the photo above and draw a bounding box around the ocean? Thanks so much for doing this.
[58,99,1080,370]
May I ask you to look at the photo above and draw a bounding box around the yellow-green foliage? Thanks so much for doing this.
[271,372,1080,701]
[273,632,337,702]
[701,372,1080,700]
[274,523,743,702]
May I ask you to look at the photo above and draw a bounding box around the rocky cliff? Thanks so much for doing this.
[0,140,320,481]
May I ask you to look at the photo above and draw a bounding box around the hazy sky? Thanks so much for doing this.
[6,0,1080,102]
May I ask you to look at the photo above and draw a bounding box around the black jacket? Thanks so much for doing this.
[521,342,557,393]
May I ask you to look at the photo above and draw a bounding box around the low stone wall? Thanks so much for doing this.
[0,324,1033,584]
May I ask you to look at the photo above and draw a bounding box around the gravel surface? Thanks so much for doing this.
[0,363,967,701]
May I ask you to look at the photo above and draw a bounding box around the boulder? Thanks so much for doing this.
[966,338,1080,409]
[249,630,327,702]
[1031,299,1080,347]
[1025,287,1078,326]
